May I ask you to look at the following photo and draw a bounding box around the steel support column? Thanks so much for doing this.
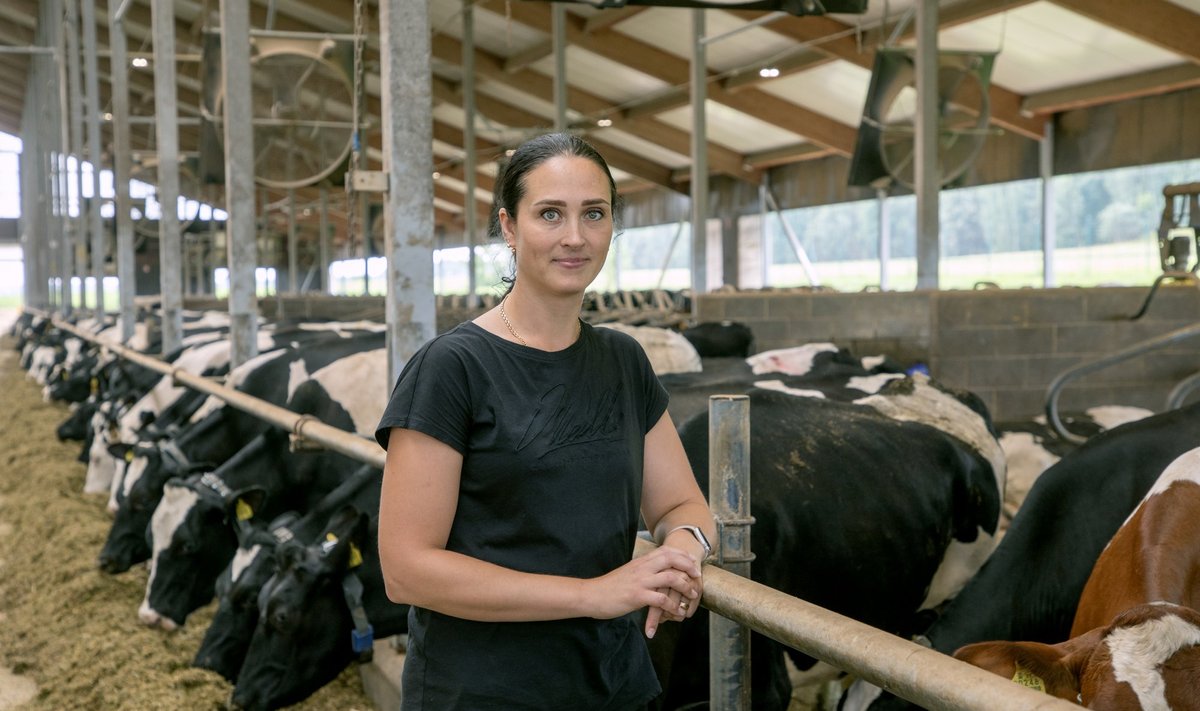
[709,394,753,711]
[914,0,939,290]
[287,188,298,293]
[53,0,73,316]
[81,0,106,313]
[220,0,260,367]
[1041,119,1056,288]
[111,4,133,340]
[152,0,183,350]
[65,0,85,310]
[379,0,437,386]
[552,3,567,131]
[462,0,478,307]
[690,9,708,304]
[319,185,330,292]
[878,188,891,291]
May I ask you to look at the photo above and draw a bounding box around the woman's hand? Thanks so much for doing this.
[586,545,701,637]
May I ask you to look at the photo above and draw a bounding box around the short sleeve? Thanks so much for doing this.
[374,337,472,452]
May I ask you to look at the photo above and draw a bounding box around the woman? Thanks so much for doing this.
[375,132,716,710]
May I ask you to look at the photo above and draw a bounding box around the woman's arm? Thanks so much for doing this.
[377,426,701,624]
[639,410,718,636]
[641,411,717,559]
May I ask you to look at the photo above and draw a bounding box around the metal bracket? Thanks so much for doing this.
[714,514,756,567]
[350,170,388,193]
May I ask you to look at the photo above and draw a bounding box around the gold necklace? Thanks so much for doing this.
[499,298,527,346]
[499,298,581,348]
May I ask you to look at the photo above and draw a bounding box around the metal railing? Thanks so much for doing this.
[32,309,1079,711]
[1045,321,1200,444]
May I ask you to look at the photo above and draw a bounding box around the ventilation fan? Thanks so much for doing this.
[848,48,996,190]
[203,34,356,190]
[129,156,203,243]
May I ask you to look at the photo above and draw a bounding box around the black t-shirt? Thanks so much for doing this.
[375,320,669,710]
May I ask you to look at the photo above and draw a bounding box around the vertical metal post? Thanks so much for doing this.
[360,191,371,295]
[54,0,73,316]
[462,0,478,307]
[1040,119,1056,288]
[81,0,106,313]
[877,187,891,291]
[111,5,136,341]
[318,185,330,292]
[551,3,568,131]
[690,9,708,306]
[287,188,298,293]
[914,0,939,290]
[708,394,753,711]
[220,0,260,367]
[379,0,437,387]
[152,0,183,349]
[65,0,85,309]
[758,179,769,288]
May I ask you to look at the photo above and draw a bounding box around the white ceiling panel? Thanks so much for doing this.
[529,47,675,108]
[435,4,550,60]
[589,126,692,170]
[757,60,874,127]
[939,2,1186,94]
[656,101,807,154]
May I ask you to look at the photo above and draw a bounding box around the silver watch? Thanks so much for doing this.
[668,524,712,560]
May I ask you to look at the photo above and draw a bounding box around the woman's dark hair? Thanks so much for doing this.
[487,131,622,242]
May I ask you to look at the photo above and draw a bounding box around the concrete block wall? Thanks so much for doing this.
[696,285,1200,422]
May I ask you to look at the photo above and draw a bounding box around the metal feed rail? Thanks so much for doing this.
[35,310,1079,711]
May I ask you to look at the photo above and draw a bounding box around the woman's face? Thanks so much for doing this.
[499,155,613,298]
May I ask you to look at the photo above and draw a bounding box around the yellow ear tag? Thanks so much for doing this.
[1012,663,1046,693]
[124,450,134,463]
[235,498,254,521]
[90,377,99,394]
[347,543,363,569]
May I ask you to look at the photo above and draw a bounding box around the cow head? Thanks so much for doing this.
[98,439,207,574]
[193,512,300,682]
[232,506,372,711]
[138,474,264,629]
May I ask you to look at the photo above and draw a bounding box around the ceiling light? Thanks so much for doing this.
[596,118,613,127]
[103,112,113,121]
[759,67,780,78]
[432,171,441,180]
[131,57,149,68]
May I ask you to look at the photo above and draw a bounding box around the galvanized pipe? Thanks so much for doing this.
[219,0,261,369]
[81,0,106,314]
[45,315,386,469]
[318,185,330,293]
[53,4,73,316]
[287,188,298,293]
[152,0,183,351]
[461,0,478,308]
[708,395,752,711]
[109,7,136,342]
[1046,321,1200,443]
[690,9,708,305]
[65,0,85,311]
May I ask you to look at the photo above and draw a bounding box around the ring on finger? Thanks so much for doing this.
[679,600,689,612]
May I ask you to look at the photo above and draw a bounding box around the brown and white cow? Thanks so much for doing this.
[953,446,1200,710]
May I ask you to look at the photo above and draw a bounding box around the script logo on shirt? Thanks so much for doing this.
[515,378,624,458]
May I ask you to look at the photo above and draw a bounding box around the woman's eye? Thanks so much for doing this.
[585,208,605,221]
[540,208,561,221]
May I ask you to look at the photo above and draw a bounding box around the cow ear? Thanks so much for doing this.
[107,442,134,462]
[228,487,267,523]
[320,506,369,571]
[954,639,1082,702]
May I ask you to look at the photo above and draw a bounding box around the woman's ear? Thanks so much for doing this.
[498,207,515,245]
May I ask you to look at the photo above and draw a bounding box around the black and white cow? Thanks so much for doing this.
[138,349,387,628]
[996,406,1154,521]
[192,464,383,683]
[97,331,386,573]
[231,498,408,711]
[654,375,1005,710]
[841,400,1200,711]
[680,321,755,358]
